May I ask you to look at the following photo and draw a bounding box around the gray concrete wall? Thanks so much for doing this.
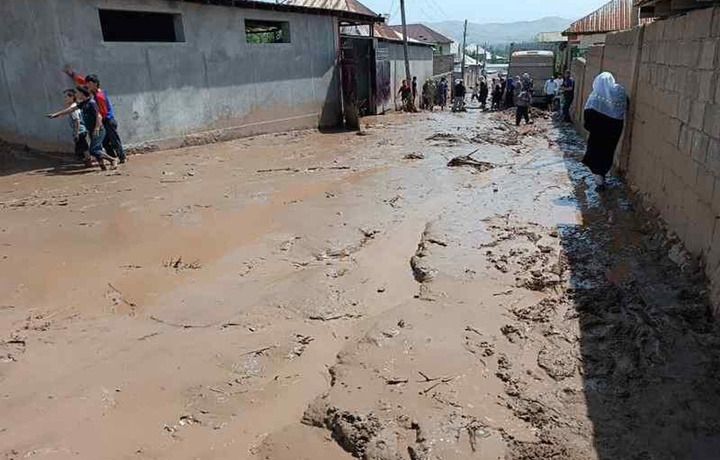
[380,42,433,112]
[0,0,342,152]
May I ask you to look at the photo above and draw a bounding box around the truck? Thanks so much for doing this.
[508,50,556,105]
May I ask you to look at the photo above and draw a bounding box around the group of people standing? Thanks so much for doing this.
[47,66,126,170]
[400,76,459,112]
[542,71,576,122]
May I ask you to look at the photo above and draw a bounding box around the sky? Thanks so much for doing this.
[359,0,608,24]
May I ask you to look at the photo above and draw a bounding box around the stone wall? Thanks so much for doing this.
[571,6,720,312]
[433,55,454,77]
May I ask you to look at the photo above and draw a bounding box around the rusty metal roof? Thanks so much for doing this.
[563,0,639,35]
[282,0,378,17]
[174,0,382,23]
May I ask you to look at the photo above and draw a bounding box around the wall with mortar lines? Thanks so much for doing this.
[571,6,720,313]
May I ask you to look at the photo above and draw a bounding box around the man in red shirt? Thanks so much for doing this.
[64,65,126,163]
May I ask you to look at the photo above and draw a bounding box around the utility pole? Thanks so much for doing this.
[475,44,479,82]
[460,19,468,83]
[399,0,414,110]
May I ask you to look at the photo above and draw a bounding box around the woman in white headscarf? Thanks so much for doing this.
[582,72,628,188]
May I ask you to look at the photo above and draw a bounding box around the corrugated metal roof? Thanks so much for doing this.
[389,24,454,45]
[282,0,377,17]
[563,0,638,35]
[175,0,382,22]
[340,23,429,44]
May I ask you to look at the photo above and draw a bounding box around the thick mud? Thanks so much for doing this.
[1,106,719,460]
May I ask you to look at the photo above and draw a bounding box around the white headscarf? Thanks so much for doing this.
[584,72,627,120]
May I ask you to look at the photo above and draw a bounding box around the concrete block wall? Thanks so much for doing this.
[630,7,720,311]
[571,6,720,312]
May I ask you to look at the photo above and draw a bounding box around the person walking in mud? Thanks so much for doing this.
[479,77,489,111]
[64,66,127,164]
[46,88,93,167]
[398,79,412,112]
[437,77,449,111]
[452,79,466,112]
[411,76,418,106]
[74,86,117,170]
[561,70,576,122]
[515,82,532,126]
[421,79,434,111]
[582,72,627,189]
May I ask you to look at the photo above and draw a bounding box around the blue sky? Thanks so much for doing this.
[360,0,607,24]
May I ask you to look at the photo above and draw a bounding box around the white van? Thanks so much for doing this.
[508,50,555,105]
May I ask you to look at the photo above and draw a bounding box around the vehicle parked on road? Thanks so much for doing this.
[508,50,555,105]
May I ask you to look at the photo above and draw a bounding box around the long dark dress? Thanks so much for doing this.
[582,108,624,176]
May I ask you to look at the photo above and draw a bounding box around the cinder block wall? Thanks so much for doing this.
[572,7,720,312]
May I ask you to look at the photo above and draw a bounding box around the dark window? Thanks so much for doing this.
[99,9,185,43]
[245,20,291,44]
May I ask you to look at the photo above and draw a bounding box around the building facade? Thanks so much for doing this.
[0,0,380,152]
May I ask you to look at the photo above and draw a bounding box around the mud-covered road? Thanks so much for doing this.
[2,108,720,460]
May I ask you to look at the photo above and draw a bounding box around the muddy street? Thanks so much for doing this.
[2,108,720,460]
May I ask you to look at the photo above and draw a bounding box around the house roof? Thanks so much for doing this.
[389,24,454,45]
[173,0,383,23]
[340,23,431,45]
[563,0,640,36]
[282,0,378,17]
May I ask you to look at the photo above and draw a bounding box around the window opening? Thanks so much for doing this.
[99,9,185,43]
[245,20,291,44]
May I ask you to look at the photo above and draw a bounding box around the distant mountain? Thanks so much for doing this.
[422,17,572,46]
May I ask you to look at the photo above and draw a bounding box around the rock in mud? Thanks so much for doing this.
[537,344,577,381]
[302,397,383,458]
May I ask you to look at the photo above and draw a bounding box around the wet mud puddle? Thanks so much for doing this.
[1,109,719,460]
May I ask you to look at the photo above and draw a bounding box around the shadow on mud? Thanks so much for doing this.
[0,139,82,177]
[552,122,720,459]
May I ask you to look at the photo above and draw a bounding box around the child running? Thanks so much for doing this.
[47,89,92,167]
[73,86,116,170]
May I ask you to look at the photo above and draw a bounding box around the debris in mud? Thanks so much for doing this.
[410,252,435,283]
[471,125,520,146]
[163,256,202,271]
[316,228,380,260]
[240,345,276,356]
[107,283,138,314]
[289,334,314,358]
[410,222,448,283]
[501,324,524,343]
[256,165,351,174]
[403,153,425,160]
[537,344,577,381]
[308,313,363,322]
[511,297,560,323]
[302,398,383,458]
[426,133,464,145]
[447,150,497,173]
[384,195,403,209]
